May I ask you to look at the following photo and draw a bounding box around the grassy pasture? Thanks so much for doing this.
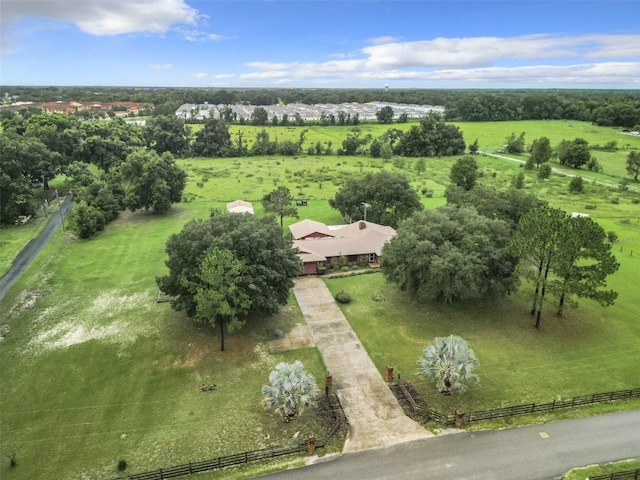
[1,119,639,479]
[456,120,640,186]
[0,205,328,479]
[324,240,640,416]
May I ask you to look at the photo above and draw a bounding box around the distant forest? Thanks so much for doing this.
[2,86,639,128]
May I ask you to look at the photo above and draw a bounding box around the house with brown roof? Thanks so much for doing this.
[289,219,396,275]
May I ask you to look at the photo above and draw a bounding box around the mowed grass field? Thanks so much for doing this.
[1,119,639,479]
[0,204,329,479]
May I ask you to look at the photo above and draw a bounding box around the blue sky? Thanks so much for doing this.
[1,0,639,88]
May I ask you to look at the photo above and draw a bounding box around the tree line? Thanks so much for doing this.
[3,87,639,129]
[0,113,186,235]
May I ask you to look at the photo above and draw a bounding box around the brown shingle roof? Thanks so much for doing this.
[289,219,334,240]
[292,220,395,260]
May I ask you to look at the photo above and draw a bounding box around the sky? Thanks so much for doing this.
[1,0,639,89]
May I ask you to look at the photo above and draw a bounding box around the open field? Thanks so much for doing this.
[1,119,639,479]
[0,205,328,479]
[455,120,640,186]
[191,119,640,182]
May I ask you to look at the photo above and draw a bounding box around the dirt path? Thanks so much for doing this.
[479,150,638,191]
[292,277,432,452]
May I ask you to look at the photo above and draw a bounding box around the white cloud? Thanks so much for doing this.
[148,64,173,70]
[189,73,236,79]
[1,0,225,54]
[235,34,640,86]
[359,34,640,69]
[366,35,401,45]
[2,0,200,35]
[174,27,231,42]
[238,61,640,86]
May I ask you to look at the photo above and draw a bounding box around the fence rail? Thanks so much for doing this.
[395,385,640,427]
[112,394,346,480]
[589,469,640,480]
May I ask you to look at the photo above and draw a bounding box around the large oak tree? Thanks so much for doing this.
[329,170,422,227]
[118,148,186,214]
[381,205,519,303]
[156,211,301,348]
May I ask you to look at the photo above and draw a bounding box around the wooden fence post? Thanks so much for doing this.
[306,433,316,453]
[385,364,394,382]
[454,409,464,427]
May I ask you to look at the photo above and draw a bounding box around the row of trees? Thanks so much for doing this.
[367,160,620,328]
[190,113,466,160]
[0,113,188,227]
[6,87,639,128]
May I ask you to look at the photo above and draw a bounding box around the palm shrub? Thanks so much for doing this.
[262,361,320,419]
[417,335,479,394]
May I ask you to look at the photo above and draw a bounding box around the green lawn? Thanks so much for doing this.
[0,206,329,480]
[1,120,639,479]
[324,244,640,415]
[563,459,640,480]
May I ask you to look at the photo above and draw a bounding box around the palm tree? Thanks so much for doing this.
[417,335,479,394]
[262,361,320,420]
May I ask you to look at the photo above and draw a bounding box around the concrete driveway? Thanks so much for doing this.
[293,277,432,452]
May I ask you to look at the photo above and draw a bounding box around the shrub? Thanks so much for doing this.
[317,265,326,275]
[340,266,350,272]
[568,176,584,193]
[584,204,597,210]
[607,231,618,243]
[632,198,640,204]
[117,459,128,472]
[611,197,620,204]
[7,450,16,467]
[335,291,351,304]
[538,162,552,180]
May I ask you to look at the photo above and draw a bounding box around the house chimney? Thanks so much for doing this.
[359,221,366,230]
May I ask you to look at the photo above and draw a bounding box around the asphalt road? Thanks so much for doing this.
[259,410,640,480]
[0,195,73,301]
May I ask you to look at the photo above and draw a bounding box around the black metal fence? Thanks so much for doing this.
[395,384,640,427]
[112,394,347,480]
[589,469,640,480]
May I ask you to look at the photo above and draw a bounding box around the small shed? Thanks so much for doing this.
[227,200,254,214]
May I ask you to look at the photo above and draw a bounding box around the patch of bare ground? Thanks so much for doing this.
[23,289,157,355]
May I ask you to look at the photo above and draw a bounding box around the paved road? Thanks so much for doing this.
[0,195,73,301]
[260,409,640,479]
